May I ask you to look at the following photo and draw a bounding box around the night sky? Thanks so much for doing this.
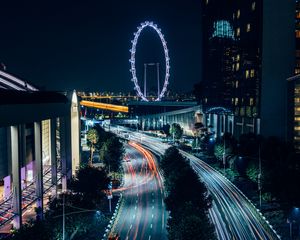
[0,1,202,93]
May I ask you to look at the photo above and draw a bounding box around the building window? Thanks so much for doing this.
[236,54,240,61]
[236,27,240,37]
[235,98,239,106]
[235,81,239,88]
[245,70,249,79]
[205,0,209,5]
[250,98,254,106]
[232,64,235,71]
[250,69,255,77]
[237,9,241,19]
[246,23,251,32]
[295,126,300,131]
[252,2,256,11]
[296,30,300,38]
[236,63,240,71]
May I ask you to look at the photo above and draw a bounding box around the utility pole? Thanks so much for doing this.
[223,136,226,175]
[107,181,113,213]
[258,144,262,209]
[144,63,147,97]
[157,63,160,99]
[63,193,65,240]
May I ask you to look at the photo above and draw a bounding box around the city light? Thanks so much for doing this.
[129,21,170,102]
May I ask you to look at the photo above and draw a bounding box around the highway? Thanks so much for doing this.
[110,141,167,240]
[111,126,280,240]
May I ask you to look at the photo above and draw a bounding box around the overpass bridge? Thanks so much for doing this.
[137,105,203,136]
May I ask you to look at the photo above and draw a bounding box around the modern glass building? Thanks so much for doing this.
[200,0,295,139]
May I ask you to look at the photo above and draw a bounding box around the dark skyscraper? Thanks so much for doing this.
[201,0,294,139]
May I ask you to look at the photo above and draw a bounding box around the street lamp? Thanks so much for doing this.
[136,116,139,132]
[223,136,226,175]
[288,207,300,239]
[258,145,262,209]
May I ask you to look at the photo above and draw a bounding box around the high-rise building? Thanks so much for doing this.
[200,0,294,139]
[287,0,300,151]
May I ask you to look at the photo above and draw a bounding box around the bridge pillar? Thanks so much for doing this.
[10,125,22,229]
[34,121,43,221]
[50,118,57,197]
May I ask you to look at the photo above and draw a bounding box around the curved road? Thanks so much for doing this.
[112,127,280,240]
[110,141,167,240]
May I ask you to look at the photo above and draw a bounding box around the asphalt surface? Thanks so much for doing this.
[111,141,167,240]
[111,126,280,240]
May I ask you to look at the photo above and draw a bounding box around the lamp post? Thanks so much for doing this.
[62,193,65,240]
[136,116,139,132]
[223,136,226,175]
[258,145,262,209]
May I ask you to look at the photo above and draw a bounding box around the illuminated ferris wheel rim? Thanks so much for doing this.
[129,21,170,102]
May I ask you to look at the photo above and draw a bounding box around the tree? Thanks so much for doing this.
[160,147,216,240]
[168,203,216,240]
[170,123,183,141]
[86,128,99,166]
[10,221,53,240]
[100,136,124,176]
[93,124,115,150]
[162,123,171,136]
[70,165,110,201]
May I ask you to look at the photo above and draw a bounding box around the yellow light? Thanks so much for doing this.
[80,100,128,113]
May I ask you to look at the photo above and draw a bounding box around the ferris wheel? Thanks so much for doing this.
[129,21,170,101]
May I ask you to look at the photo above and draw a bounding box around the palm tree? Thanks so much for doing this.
[87,128,99,166]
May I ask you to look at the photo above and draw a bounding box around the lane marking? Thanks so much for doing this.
[133,214,136,219]
[148,235,152,240]
[152,205,154,209]
[130,224,132,229]
[152,214,154,218]
[150,223,153,229]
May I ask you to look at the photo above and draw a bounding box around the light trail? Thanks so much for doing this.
[111,126,281,240]
[110,142,167,240]
[80,100,128,113]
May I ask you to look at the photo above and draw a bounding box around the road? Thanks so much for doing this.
[111,126,280,240]
[110,141,167,240]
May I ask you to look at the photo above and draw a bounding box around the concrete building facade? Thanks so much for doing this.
[0,71,80,229]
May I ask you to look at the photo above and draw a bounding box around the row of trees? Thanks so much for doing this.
[209,132,300,206]
[87,125,124,177]
[160,147,216,239]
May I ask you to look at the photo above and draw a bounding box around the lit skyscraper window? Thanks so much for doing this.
[212,20,235,39]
